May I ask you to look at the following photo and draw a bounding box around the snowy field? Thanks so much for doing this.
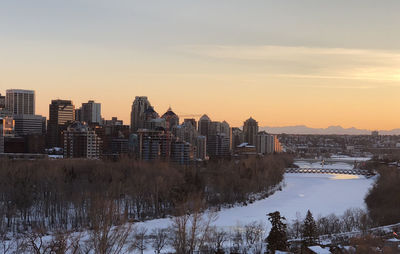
[137,158,375,232]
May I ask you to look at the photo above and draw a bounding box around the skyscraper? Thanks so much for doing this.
[5,89,35,115]
[198,114,211,137]
[243,117,259,146]
[47,100,75,148]
[130,96,152,132]
[81,100,101,124]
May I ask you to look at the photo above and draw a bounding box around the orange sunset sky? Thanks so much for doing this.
[1,0,400,129]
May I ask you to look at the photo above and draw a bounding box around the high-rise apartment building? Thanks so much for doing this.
[243,117,259,146]
[256,131,275,154]
[5,89,35,115]
[47,100,75,148]
[63,122,102,159]
[137,129,172,161]
[171,140,191,164]
[207,133,230,159]
[131,96,152,132]
[81,100,101,124]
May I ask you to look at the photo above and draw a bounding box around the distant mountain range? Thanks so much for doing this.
[260,125,400,135]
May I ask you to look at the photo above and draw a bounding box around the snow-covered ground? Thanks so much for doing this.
[136,158,375,232]
[6,157,376,253]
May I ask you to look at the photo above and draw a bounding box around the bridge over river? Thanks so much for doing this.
[285,167,373,176]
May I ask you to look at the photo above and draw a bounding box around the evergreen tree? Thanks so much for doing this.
[302,210,318,247]
[266,211,288,253]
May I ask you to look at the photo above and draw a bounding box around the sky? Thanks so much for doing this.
[1,0,400,129]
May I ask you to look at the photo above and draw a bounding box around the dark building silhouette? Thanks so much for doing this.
[47,99,75,148]
[243,117,259,146]
[130,96,152,132]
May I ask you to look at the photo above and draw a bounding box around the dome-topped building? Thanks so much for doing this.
[161,107,179,131]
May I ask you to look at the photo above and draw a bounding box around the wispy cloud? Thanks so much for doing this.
[182,45,400,82]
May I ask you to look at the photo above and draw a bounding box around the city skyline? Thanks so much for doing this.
[3,88,400,132]
[1,1,400,129]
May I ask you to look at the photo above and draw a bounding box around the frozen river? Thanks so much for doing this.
[138,157,376,231]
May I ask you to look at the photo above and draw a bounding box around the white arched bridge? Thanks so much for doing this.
[285,167,373,176]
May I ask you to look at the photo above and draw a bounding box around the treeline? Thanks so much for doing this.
[287,208,373,239]
[0,154,292,233]
[365,165,400,226]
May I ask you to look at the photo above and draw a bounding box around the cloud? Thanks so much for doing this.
[182,45,400,82]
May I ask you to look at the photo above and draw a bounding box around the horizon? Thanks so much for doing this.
[1,0,400,129]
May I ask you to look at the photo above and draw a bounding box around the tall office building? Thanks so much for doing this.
[243,117,259,146]
[47,100,75,148]
[81,100,101,124]
[161,107,179,131]
[5,89,35,115]
[130,96,152,132]
[198,114,211,137]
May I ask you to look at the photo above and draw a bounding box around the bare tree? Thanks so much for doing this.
[244,222,264,254]
[208,227,228,253]
[151,228,168,254]
[133,226,148,254]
